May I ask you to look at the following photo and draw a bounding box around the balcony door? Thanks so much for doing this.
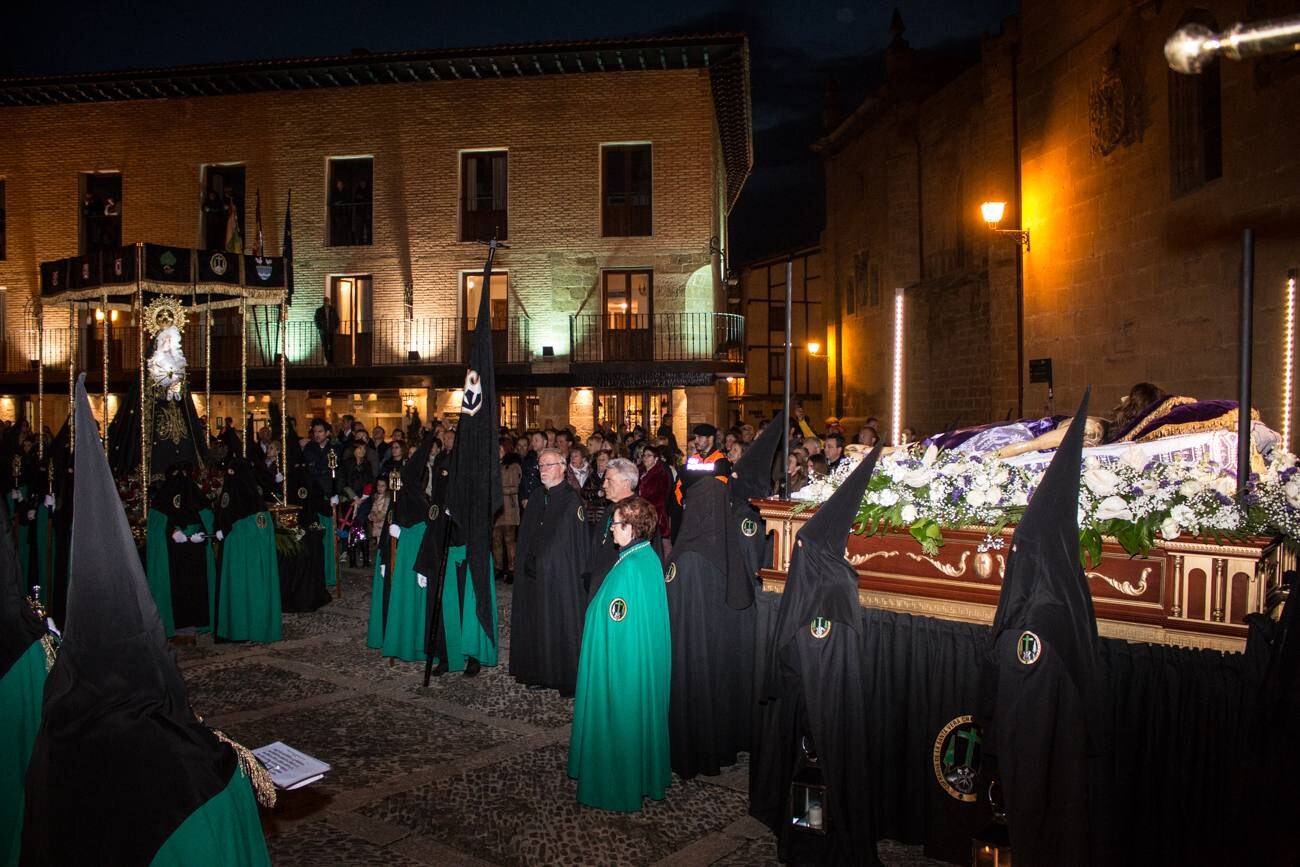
[602,270,652,362]
[463,271,508,365]
[330,275,373,365]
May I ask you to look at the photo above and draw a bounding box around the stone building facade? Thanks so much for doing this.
[821,3,1300,445]
[0,36,752,440]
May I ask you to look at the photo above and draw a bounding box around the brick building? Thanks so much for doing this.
[820,3,1300,445]
[0,35,752,441]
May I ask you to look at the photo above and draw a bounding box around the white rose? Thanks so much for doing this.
[900,504,918,524]
[885,461,909,482]
[903,468,931,488]
[1171,504,1196,526]
[988,465,1010,486]
[1094,495,1134,522]
[1083,466,1122,497]
[1285,479,1300,509]
[967,488,989,508]
[1179,480,1204,498]
[921,445,940,467]
[1137,479,1159,496]
[1120,447,1151,473]
[878,489,900,507]
[929,483,948,504]
[1159,517,1181,541]
[1010,488,1029,507]
[1213,476,1238,498]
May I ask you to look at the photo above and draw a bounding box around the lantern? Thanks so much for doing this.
[788,735,827,834]
[971,778,1012,867]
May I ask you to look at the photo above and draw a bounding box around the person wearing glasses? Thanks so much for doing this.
[510,448,590,696]
[568,496,671,811]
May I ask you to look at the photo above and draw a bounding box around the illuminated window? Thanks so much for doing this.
[602,144,652,237]
[0,180,6,260]
[201,164,245,252]
[79,172,122,256]
[1168,9,1222,197]
[328,157,373,246]
[461,151,508,242]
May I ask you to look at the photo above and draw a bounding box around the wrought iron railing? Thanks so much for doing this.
[0,315,532,375]
[569,312,744,364]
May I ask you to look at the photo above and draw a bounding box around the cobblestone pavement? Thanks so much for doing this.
[178,566,952,866]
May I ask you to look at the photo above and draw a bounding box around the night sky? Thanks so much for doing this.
[3,0,1016,264]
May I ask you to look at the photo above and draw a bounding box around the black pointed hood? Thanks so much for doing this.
[393,430,435,527]
[215,457,265,535]
[731,411,786,503]
[727,412,786,608]
[671,476,735,568]
[980,390,1104,746]
[22,375,236,867]
[1,488,45,674]
[773,446,881,656]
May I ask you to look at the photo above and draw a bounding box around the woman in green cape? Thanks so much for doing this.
[215,458,281,643]
[568,496,672,811]
[2,486,52,866]
[367,430,436,662]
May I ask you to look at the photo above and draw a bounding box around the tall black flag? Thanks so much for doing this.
[443,240,504,642]
[282,190,294,308]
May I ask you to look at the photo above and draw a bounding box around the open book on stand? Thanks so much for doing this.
[252,741,331,790]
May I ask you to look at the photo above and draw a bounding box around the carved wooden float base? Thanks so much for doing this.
[755,498,1291,652]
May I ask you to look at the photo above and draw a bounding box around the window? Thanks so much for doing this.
[328,157,373,246]
[1168,9,1223,197]
[769,351,785,382]
[603,270,652,329]
[463,271,508,328]
[201,165,246,252]
[461,151,508,242]
[0,180,6,260]
[79,172,122,256]
[602,144,652,236]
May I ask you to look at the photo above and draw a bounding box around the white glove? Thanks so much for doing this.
[171,529,187,543]
[416,573,428,588]
[25,510,35,521]
[10,490,21,500]
[388,524,401,539]
[330,495,339,506]
[44,494,55,509]
[275,473,284,483]
[358,494,369,503]
[215,530,225,541]
[380,565,386,578]
[189,532,206,543]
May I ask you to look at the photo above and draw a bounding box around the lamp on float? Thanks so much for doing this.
[1283,269,1297,449]
[980,201,1030,252]
[891,287,905,447]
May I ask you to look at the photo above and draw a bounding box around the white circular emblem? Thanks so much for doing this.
[172,494,182,509]
[576,506,585,522]
[810,617,832,640]
[297,486,308,500]
[220,492,230,508]
[665,562,677,584]
[428,504,440,521]
[608,597,627,622]
[209,252,228,276]
[740,517,758,538]
[255,513,268,529]
[1016,631,1042,665]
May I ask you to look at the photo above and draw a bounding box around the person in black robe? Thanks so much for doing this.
[150,465,213,631]
[976,392,1108,867]
[727,411,785,606]
[21,375,272,866]
[510,447,589,695]
[664,476,757,779]
[749,446,883,866]
[279,463,332,613]
[47,421,74,629]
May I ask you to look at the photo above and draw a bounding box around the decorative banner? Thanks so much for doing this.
[143,244,193,284]
[66,253,100,290]
[196,249,241,285]
[242,254,285,288]
[100,247,137,285]
[40,259,68,297]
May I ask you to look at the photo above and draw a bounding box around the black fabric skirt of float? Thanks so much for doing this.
[278,525,331,613]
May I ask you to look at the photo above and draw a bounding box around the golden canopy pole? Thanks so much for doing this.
[205,291,212,441]
[280,302,288,503]
[36,307,43,460]
[101,291,109,455]
[138,281,147,506]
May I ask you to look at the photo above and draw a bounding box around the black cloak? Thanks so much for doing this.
[727,411,786,609]
[415,450,458,663]
[280,462,331,613]
[510,480,589,694]
[976,392,1107,866]
[22,375,241,867]
[106,377,209,480]
[149,464,212,631]
[47,421,74,628]
[750,446,883,867]
[214,457,266,537]
[665,476,756,779]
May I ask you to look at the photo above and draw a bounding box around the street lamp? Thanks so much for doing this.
[981,201,1030,252]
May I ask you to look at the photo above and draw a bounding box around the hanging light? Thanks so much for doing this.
[787,735,828,834]
[970,778,1013,867]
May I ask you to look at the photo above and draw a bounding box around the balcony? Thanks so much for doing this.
[0,315,532,384]
[569,312,744,365]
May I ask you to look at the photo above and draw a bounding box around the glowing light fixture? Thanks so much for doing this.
[892,287,904,446]
[94,309,104,322]
[807,341,821,356]
[1284,269,1297,448]
[980,201,1030,251]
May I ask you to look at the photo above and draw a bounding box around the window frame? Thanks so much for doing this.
[459,149,509,243]
[326,156,375,248]
[600,143,653,238]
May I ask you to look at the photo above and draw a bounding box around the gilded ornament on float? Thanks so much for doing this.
[143,296,186,337]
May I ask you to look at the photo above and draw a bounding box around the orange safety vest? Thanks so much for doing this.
[674,449,729,504]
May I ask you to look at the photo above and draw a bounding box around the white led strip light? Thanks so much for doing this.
[1284,271,1296,449]
[892,287,904,446]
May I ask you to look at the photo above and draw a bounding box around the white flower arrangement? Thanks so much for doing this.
[792,444,1300,561]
